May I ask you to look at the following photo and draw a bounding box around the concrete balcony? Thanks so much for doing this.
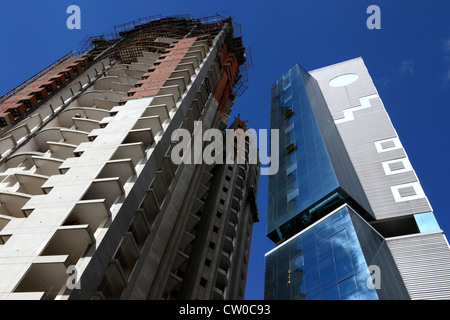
[117,74,140,86]
[41,224,95,264]
[110,82,134,93]
[130,62,152,72]
[14,172,48,195]
[165,77,187,93]
[159,85,182,103]
[77,90,127,108]
[60,129,89,146]
[186,49,205,63]
[0,191,31,218]
[141,104,170,124]
[93,76,120,90]
[62,199,110,234]
[107,66,145,79]
[142,51,160,61]
[175,63,195,78]
[46,108,110,129]
[122,128,155,150]
[0,214,11,233]
[32,156,64,176]
[82,177,124,208]
[150,94,176,111]
[170,69,191,86]
[192,39,209,52]
[97,158,136,186]
[188,44,206,58]
[111,142,146,168]
[133,115,163,135]
[93,98,120,111]
[72,117,101,133]
[30,128,64,153]
[14,255,72,300]
[181,56,199,70]
[47,141,77,160]
[137,56,157,66]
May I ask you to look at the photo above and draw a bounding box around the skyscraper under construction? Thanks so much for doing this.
[0,14,259,300]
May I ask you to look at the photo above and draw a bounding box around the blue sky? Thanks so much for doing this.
[0,0,449,300]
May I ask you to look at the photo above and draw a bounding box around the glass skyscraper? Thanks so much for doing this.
[264,59,450,300]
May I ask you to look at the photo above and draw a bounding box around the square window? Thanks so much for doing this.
[398,186,416,197]
[380,140,395,150]
[388,161,405,171]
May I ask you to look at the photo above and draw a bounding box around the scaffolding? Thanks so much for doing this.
[79,14,253,96]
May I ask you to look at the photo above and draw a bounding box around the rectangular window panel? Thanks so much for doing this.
[287,188,299,202]
[286,163,297,175]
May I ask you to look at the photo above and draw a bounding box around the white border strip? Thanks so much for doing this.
[381,157,413,175]
[390,182,426,202]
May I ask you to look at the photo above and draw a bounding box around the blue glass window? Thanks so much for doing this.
[267,64,339,239]
[414,212,440,233]
[287,188,299,202]
[265,206,410,300]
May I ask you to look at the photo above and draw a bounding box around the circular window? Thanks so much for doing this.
[328,73,359,87]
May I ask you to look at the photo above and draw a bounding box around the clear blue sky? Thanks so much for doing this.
[0,0,449,300]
